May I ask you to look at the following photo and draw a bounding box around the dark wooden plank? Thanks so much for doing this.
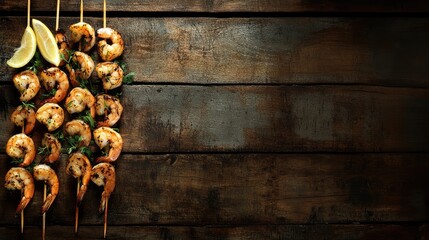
[0,224,428,240]
[1,85,429,153]
[2,0,429,12]
[2,17,429,86]
[120,85,429,152]
[1,154,429,225]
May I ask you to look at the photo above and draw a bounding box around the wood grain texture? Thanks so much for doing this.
[1,85,428,153]
[2,0,429,12]
[0,224,428,240]
[1,154,429,226]
[2,17,429,86]
[120,85,429,152]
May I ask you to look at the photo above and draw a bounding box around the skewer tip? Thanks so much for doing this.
[103,198,109,238]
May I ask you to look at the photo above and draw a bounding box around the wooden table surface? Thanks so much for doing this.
[1,1,429,239]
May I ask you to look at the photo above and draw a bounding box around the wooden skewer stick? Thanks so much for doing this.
[27,0,30,27]
[78,0,84,51]
[42,184,47,240]
[80,0,83,22]
[103,0,106,28]
[75,178,80,234]
[21,209,24,234]
[104,198,109,239]
[55,0,60,31]
[20,190,24,234]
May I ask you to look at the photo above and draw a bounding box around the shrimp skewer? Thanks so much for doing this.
[91,163,115,238]
[65,87,96,118]
[66,152,92,205]
[40,133,62,164]
[33,164,59,214]
[65,119,92,147]
[66,152,92,233]
[10,104,36,135]
[69,0,95,52]
[33,161,59,240]
[39,67,69,104]
[36,103,65,132]
[4,167,34,234]
[97,0,124,62]
[13,70,40,102]
[66,51,94,87]
[6,133,36,167]
[97,28,124,62]
[4,167,35,214]
[93,127,123,163]
[96,62,123,91]
[95,94,123,127]
[55,0,70,67]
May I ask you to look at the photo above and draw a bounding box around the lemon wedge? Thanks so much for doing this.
[32,19,60,66]
[6,26,37,68]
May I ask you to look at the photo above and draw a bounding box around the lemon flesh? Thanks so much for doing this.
[6,26,37,68]
[32,19,60,66]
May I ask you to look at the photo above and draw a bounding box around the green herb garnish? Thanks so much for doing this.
[27,51,44,74]
[77,110,96,130]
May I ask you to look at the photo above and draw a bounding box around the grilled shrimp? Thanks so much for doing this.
[95,94,123,127]
[66,51,95,87]
[36,103,65,132]
[6,133,36,167]
[69,22,96,52]
[66,152,92,205]
[97,27,124,61]
[65,119,92,147]
[56,29,70,66]
[91,163,115,213]
[40,133,62,164]
[96,62,123,90]
[33,164,59,213]
[65,87,96,118]
[4,167,35,214]
[93,127,123,163]
[13,70,40,102]
[39,67,70,104]
[10,105,36,135]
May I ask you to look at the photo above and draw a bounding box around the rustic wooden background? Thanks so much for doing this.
[1,1,429,239]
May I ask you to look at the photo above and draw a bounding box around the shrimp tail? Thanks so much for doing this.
[16,196,31,214]
[42,194,57,214]
[99,191,109,213]
[19,154,35,167]
[24,122,35,135]
[96,156,112,163]
[96,151,120,163]
[76,184,88,206]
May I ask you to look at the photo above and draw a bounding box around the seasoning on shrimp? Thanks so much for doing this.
[36,103,65,132]
[4,167,35,214]
[13,70,40,102]
[56,29,70,66]
[69,22,96,52]
[96,62,123,90]
[10,105,36,135]
[95,94,123,127]
[93,127,123,163]
[91,163,115,213]
[97,27,124,61]
[66,51,94,87]
[6,133,36,167]
[39,67,70,104]
[33,164,59,213]
[65,87,96,118]
[66,152,92,205]
[65,119,92,147]
[39,133,62,164]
